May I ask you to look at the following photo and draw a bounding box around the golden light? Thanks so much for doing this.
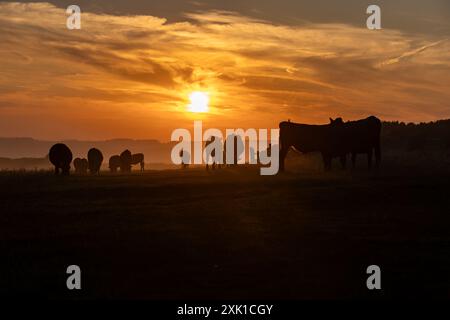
[188,91,209,113]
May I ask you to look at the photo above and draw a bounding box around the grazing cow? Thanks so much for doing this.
[109,155,121,173]
[73,158,88,174]
[49,143,73,176]
[88,148,103,175]
[330,116,382,169]
[120,150,132,173]
[131,153,145,172]
[279,120,346,171]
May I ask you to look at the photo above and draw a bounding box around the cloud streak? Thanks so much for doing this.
[0,2,449,140]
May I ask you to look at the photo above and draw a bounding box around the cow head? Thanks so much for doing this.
[329,117,344,125]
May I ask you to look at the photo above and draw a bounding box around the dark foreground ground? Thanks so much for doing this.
[1,160,450,299]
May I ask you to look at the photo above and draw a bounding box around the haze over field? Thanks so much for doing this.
[0,1,449,141]
[0,137,174,161]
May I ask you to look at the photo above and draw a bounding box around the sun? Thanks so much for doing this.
[188,91,209,113]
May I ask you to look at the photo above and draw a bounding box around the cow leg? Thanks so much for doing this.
[374,142,381,169]
[326,157,332,171]
[367,149,373,170]
[279,146,289,172]
[321,153,326,171]
[352,153,357,169]
[322,153,331,171]
[340,155,347,170]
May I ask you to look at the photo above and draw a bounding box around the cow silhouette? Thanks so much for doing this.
[330,116,382,169]
[179,150,190,169]
[108,155,121,173]
[49,143,73,175]
[279,120,347,171]
[131,153,145,172]
[224,134,244,167]
[88,148,103,175]
[120,150,132,173]
[205,136,222,170]
[73,158,88,174]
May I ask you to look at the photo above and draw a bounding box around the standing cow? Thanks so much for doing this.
[88,148,103,175]
[109,155,121,173]
[120,150,132,173]
[49,143,73,176]
[73,158,88,174]
[179,150,190,169]
[330,116,381,169]
[279,120,346,172]
[131,153,145,172]
[205,136,222,170]
[223,134,244,167]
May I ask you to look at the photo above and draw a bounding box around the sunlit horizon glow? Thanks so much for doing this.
[0,2,449,141]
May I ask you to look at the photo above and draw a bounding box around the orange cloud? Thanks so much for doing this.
[0,3,449,140]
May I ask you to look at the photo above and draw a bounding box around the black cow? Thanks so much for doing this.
[120,150,132,173]
[205,136,223,170]
[88,148,103,175]
[131,153,145,172]
[49,143,73,176]
[223,134,244,167]
[279,120,347,171]
[73,158,88,174]
[330,116,381,169]
[109,155,121,173]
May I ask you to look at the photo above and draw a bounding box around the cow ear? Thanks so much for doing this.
[329,118,334,123]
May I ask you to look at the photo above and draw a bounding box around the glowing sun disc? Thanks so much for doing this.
[188,91,209,113]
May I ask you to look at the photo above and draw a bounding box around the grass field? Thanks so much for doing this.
[1,160,450,299]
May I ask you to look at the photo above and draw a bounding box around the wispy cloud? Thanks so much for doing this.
[379,39,448,66]
[0,2,449,140]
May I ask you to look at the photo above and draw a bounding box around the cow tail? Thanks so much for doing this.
[374,140,381,165]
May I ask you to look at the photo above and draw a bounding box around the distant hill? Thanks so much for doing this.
[0,138,176,164]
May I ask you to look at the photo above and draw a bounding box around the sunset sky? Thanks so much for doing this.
[0,0,449,141]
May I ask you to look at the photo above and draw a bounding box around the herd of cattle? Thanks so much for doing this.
[199,116,382,172]
[47,116,382,175]
[48,144,144,175]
